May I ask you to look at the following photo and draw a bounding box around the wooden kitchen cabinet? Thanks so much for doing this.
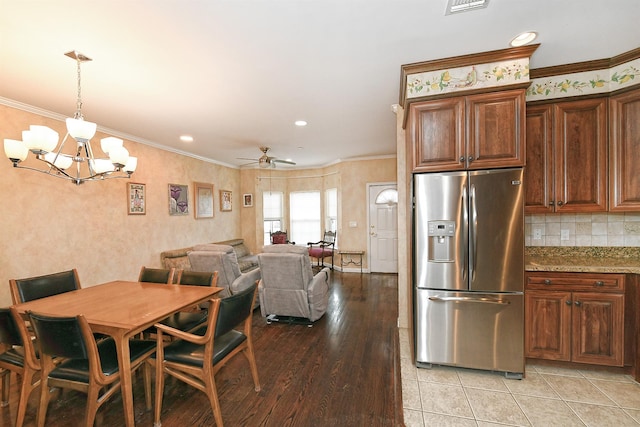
[409,89,525,172]
[609,87,640,211]
[525,272,625,367]
[524,98,608,213]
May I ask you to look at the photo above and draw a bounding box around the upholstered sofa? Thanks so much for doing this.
[160,239,259,273]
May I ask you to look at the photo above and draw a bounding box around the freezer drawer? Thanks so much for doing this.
[415,289,524,375]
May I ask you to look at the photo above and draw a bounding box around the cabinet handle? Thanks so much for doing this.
[574,301,581,306]
[565,300,572,306]
[557,200,564,206]
[594,281,604,287]
[468,156,474,163]
[544,279,552,285]
[549,200,555,206]
[459,156,465,163]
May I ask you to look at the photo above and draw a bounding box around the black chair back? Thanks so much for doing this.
[139,267,175,284]
[27,312,89,360]
[215,284,256,338]
[178,271,216,287]
[0,308,21,346]
[12,269,80,303]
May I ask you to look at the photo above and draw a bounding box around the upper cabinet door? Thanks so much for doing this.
[409,97,465,172]
[554,98,608,212]
[610,87,640,211]
[408,88,525,173]
[466,89,526,170]
[525,104,554,214]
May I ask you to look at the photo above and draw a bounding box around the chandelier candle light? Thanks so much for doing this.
[3,51,137,185]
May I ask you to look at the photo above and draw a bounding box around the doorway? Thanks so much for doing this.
[367,183,398,273]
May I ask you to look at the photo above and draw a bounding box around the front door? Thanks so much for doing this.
[368,183,398,273]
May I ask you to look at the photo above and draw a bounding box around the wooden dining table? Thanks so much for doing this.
[13,280,223,427]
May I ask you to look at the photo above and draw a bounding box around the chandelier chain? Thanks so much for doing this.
[75,58,84,120]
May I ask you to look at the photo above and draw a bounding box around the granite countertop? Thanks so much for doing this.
[525,246,640,274]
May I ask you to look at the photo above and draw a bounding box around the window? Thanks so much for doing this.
[263,191,283,246]
[326,187,337,233]
[290,191,320,245]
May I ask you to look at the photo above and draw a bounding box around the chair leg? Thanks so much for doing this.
[36,383,53,427]
[143,361,152,411]
[153,357,165,427]
[243,345,261,392]
[0,369,9,407]
[203,372,223,427]
[15,368,39,427]
[83,386,100,427]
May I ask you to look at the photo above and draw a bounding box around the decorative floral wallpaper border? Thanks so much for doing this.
[526,58,640,101]
[406,58,530,99]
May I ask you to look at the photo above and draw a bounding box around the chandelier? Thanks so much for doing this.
[3,51,137,185]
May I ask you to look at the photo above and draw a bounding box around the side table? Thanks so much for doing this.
[339,250,365,273]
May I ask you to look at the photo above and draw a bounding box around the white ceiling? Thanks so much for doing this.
[2,1,639,169]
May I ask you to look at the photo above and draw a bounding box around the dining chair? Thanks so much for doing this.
[307,231,336,270]
[151,283,260,427]
[138,266,176,284]
[177,270,220,310]
[0,308,41,427]
[270,230,295,245]
[177,270,219,287]
[26,310,157,427]
[157,271,220,333]
[9,268,81,304]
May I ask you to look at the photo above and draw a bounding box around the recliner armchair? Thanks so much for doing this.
[257,245,330,325]
[188,244,261,298]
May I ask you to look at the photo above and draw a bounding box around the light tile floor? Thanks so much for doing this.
[399,328,640,426]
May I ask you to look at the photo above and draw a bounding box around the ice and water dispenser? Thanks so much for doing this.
[427,220,455,262]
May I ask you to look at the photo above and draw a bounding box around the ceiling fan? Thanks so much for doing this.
[239,146,296,168]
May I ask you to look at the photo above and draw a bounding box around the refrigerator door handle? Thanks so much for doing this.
[462,185,469,283]
[428,296,511,305]
[469,184,478,281]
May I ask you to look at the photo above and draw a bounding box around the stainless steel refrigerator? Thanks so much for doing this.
[413,168,524,378]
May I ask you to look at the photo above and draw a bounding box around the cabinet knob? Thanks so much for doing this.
[459,156,465,163]
[594,281,604,287]
[574,301,581,306]
[549,200,555,206]
[557,200,564,206]
[565,300,572,306]
[467,156,474,163]
[544,279,552,285]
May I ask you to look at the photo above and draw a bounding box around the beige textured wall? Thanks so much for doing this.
[0,104,241,306]
[1,104,399,311]
[395,106,410,329]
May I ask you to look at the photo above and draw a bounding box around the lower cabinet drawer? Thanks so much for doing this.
[526,272,624,292]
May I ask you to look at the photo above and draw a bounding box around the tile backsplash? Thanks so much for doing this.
[525,213,640,247]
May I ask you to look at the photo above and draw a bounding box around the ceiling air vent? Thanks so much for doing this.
[445,0,489,15]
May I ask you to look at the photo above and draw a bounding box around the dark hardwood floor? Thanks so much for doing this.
[1,272,402,426]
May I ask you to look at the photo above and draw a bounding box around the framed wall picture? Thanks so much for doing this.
[243,193,253,207]
[169,184,189,215]
[194,182,214,219]
[127,182,146,215]
[220,190,232,212]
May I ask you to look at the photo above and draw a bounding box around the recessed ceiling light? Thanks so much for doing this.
[294,120,307,127]
[180,135,194,143]
[510,31,537,47]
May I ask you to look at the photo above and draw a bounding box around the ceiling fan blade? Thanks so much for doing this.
[272,159,296,165]
[237,157,258,161]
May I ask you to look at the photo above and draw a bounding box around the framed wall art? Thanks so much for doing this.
[194,182,214,219]
[169,184,189,215]
[243,193,253,207]
[127,182,146,215]
[220,190,232,212]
